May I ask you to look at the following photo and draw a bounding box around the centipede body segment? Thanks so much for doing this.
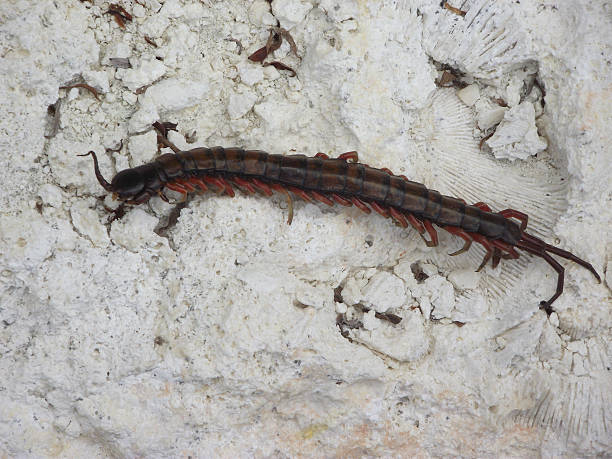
[79,124,601,314]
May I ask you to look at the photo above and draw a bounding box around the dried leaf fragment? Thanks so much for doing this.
[443,2,467,16]
[248,29,282,62]
[263,61,296,77]
[106,3,133,29]
[248,27,299,77]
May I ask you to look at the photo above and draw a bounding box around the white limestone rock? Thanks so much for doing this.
[227,90,258,119]
[115,57,167,92]
[272,0,313,30]
[2,0,610,456]
[486,102,547,161]
[457,84,480,106]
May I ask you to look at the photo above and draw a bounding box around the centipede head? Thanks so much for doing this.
[78,151,146,201]
[110,168,145,199]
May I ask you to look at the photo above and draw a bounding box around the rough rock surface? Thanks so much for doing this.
[1,0,610,456]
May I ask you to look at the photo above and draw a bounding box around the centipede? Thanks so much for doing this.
[80,124,601,315]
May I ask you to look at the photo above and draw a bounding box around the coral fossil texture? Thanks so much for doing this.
[0,0,610,457]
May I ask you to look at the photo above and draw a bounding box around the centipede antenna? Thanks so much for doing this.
[77,151,113,191]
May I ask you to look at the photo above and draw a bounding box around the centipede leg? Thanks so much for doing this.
[337,151,359,162]
[491,239,520,260]
[519,232,600,282]
[499,209,529,231]
[270,184,294,225]
[444,226,473,256]
[380,168,394,175]
[203,176,234,196]
[233,176,257,194]
[206,178,224,194]
[108,203,127,222]
[165,182,189,194]
[422,220,439,247]
[288,186,313,202]
[516,238,566,314]
[218,177,235,197]
[471,233,494,271]
[331,193,352,206]
[315,152,330,159]
[405,213,425,233]
[251,178,273,196]
[538,252,564,314]
[370,201,390,218]
[491,248,502,269]
[389,207,408,228]
[310,191,334,206]
[351,197,371,214]
[405,213,436,246]
[176,179,196,192]
[190,178,209,192]
[473,201,492,212]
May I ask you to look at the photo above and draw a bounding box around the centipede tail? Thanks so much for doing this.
[80,124,601,313]
[515,232,601,314]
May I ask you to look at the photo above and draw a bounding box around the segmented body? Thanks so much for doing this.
[129,147,521,241]
[81,138,601,314]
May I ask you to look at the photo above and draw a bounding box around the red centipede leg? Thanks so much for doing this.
[165,182,189,194]
[405,213,425,233]
[203,177,235,196]
[491,248,502,269]
[389,207,408,227]
[190,178,209,192]
[471,233,494,271]
[251,178,274,196]
[202,176,225,194]
[288,186,313,202]
[157,190,170,202]
[233,176,257,194]
[515,238,566,314]
[310,191,334,206]
[370,201,390,218]
[423,220,439,247]
[176,179,196,192]
[337,151,359,162]
[351,197,371,214]
[444,226,473,256]
[380,167,394,175]
[405,213,436,246]
[218,177,235,197]
[490,239,520,260]
[473,202,492,212]
[270,184,294,225]
[315,152,330,159]
[538,252,564,314]
[331,193,352,206]
[499,209,529,231]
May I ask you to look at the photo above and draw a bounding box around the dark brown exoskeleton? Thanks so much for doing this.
[80,125,601,314]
